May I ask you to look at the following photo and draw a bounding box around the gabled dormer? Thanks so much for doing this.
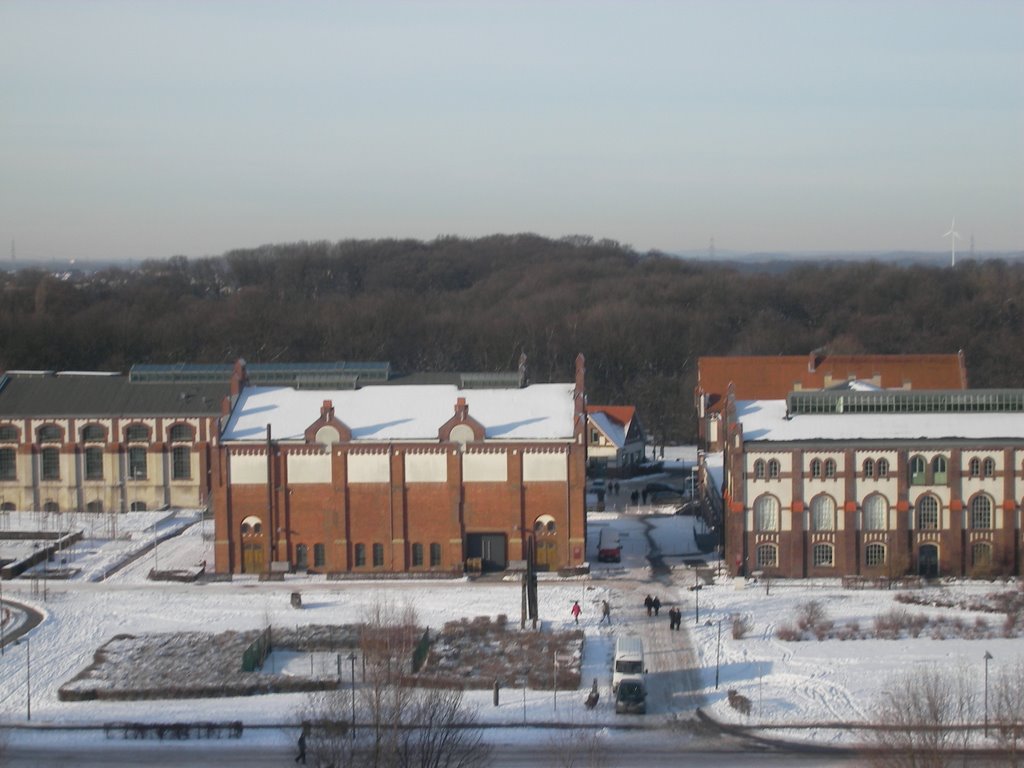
[438,397,485,445]
[304,400,352,445]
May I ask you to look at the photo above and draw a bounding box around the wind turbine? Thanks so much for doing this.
[942,218,961,267]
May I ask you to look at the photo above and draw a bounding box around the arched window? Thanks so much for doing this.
[917,495,939,530]
[812,543,834,567]
[931,456,947,485]
[81,424,106,442]
[43,500,59,513]
[767,459,781,479]
[971,542,992,568]
[37,424,62,443]
[755,544,777,568]
[877,459,890,478]
[810,459,822,479]
[909,456,926,485]
[168,424,194,442]
[863,494,888,531]
[412,543,424,567]
[534,515,557,535]
[1,501,15,512]
[811,494,836,531]
[970,495,992,529]
[968,458,980,477]
[130,501,147,512]
[824,459,837,479]
[124,424,150,443]
[865,543,886,567]
[754,495,779,532]
[86,500,103,514]
[241,515,263,535]
[0,425,19,442]
[753,459,765,480]
[982,458,995,478]
[863,458,875,479]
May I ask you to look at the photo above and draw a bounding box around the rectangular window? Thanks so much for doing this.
[85,447,104,480]
[295,544,308,570]
[812,543,834,567]
[41,447,60,480]
[313,543,325,568]
[128,447,147,480]
[430,542,442,567]
[865,543,886,567]
[412,543,424,567]
[354,543,366,567]
[0,448,15,481]
[372,543,384,567]
[125,424,149,442]
[171,446,191,480]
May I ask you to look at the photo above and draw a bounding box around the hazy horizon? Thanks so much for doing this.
[2,1,1022,263]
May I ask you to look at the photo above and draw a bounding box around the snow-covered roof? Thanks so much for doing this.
[587,411,625,448]
[222,383,577,442]
[736,398,1024,443]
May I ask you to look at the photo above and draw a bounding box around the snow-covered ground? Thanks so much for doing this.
[0,505,1019,754]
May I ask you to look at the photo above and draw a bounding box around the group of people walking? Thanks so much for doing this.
[570,598,612,625]
[645,594,683,629]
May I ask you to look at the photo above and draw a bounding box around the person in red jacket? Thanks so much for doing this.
[570,600,582,624]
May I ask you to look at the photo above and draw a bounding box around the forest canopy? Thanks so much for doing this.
[2,235,1021,442]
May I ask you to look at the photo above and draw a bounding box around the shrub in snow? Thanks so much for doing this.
[731,613,753,640]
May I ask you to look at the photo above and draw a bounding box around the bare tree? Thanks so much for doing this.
[302,600,490,768]
[992,657,1024,764]
[868,665,977,768]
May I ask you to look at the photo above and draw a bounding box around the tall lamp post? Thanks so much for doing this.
[690,583,702,625]
[348,652,357,735]
[984,651,993,737]
[715,618,722,689]
[15,635,30,721]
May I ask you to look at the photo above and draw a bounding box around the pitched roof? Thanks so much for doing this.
[698,353,967,411]
[0,373,226,417]
[586,405,636,426]
[222,383,577,442]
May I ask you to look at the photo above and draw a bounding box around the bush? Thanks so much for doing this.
[775,623,801,642]
[731,613,753,640]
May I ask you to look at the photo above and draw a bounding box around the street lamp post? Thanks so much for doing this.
[690,584,702,625]
[348,652,357,734]
[715,619,722,689]
[984,651,993,737]
[15,636,31,721]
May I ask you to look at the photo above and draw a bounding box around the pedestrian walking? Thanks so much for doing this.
[571,600,581,624]
[652,596,661,616]
[644,594,653,616]
[295,728,307,764]
[600,599,611,624]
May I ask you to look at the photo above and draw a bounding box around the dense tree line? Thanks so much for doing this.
[1,235,1022,441]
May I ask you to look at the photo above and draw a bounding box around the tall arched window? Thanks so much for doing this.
[982,458,995,478]
[877,459,889,478]
[863,494,888,531]
[412,542,424,567]
[970,495,992,529]
[909,456,926,485]
[295,544,308,569]
[811,494,836,531]
[863,458,875,479]
[767,459,780,479]
[917,495,939,530]
[753,459,765,480]
[824,459,837,479]
[810,459,822,479]
[754,495,779,532]
[931,456,947,484]
[968,458,981,477]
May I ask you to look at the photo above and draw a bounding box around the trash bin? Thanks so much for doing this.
[290,592,302,609]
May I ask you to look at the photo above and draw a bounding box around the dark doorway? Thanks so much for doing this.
[465,534,507,572]
[918,544,939,578]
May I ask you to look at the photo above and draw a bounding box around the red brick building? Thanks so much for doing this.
[211,356,588,576]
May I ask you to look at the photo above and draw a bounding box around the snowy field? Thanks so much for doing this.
[0,502,1020,756]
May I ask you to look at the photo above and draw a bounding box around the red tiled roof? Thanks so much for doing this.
[586,405,635,426]
[698,353,966,411]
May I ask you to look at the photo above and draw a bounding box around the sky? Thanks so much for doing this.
[1,0,1022,263]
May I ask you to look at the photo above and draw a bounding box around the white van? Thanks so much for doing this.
[597,528,621,563]
[612,636,645,691]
